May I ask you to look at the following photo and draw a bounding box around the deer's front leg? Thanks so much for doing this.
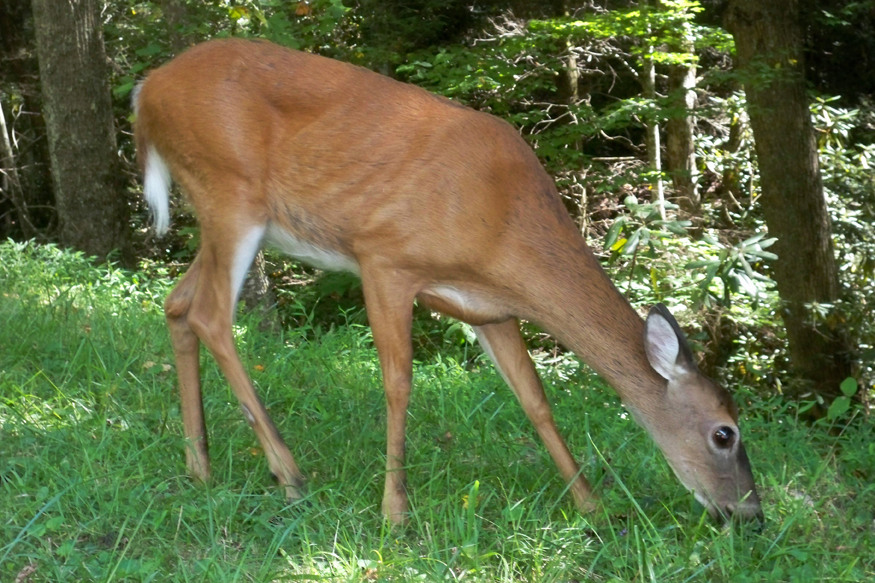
[475,319,597,513]
[361,267,418,525]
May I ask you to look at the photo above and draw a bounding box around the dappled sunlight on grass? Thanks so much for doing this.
[1,241,873,581]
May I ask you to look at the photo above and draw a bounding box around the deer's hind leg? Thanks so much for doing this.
[165,212,304,499]
[165,255,211,482]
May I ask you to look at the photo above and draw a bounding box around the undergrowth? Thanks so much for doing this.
[1,241,872,582]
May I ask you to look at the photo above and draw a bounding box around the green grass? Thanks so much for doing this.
[1,240,873,582]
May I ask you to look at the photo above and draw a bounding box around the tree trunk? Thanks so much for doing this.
[1,0,55,240]
[726,0,852,398]
[158,0,192,53]
[558,39,589,236]
[640,1,665,219]
[0,99,37,238]
[719,104,744,220]
[665,48,700,232]
[32,0,129,260]
[240,250,281,332]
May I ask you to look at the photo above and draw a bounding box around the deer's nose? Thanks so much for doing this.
[725,501,765,526]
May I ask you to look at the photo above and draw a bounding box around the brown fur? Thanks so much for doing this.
[134,38,761,523]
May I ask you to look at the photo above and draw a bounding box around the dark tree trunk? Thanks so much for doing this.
[0,100,36,238]
[726,0,852,398]
[158,0,193,53]
[719,108,744,220]
[32,0,129,259]
[0,0,55,240]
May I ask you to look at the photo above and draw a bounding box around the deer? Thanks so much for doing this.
[133,38,762,525]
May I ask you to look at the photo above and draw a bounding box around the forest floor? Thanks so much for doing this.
[1,241,873,582]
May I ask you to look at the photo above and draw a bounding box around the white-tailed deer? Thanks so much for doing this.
[134,38,762,523]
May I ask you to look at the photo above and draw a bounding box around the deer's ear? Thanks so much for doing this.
[644,304,696,381]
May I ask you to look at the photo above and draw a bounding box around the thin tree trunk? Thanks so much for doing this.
[641,1,665,219]
[240,250,281,332]
[718,100,746,225]
[158,0,192,53]
[559,40,589,236]
[0,99,36,238]
[32,0,129,259]
[665,45,700,232]
[726,0,852,398]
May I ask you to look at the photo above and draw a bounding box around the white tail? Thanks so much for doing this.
[142,146,171,236]
[134,38,762,523]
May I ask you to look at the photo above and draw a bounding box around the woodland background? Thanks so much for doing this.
[3,0,875,404]
[1,1,874,581]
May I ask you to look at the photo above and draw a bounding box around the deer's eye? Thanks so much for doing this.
[713,426,735,449]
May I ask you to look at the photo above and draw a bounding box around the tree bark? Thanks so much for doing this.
[158,0,192,53]
[640,1,665,219]
[658,0,699,231]
[240,250,282,332]
[1,0,55,240]
[665,48,700,231]
[32,0,129,259]
[719,104,744,217]
[726,0,852,398]
[0,99,37,239]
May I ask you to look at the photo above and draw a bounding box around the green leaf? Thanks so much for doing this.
[57,540,76,557]
[622,229,641,255]
[46,515,64,532]
[29,522,47,538]
[639,229,651,244]
[113,81,135,99]
[665,221,688,235]
[827,396,850,420]
[738,254,756,278]
[839,377,858,397]
[700,263,720,290]
[746,250,779,261]
[740,232,766,247]
[685,260,719,269]
[735,271,760,299]
[604,218,626,249]
[135,43,163,58]
[726,273,740,294]
[702,234,720,246]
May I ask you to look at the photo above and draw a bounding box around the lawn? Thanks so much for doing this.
[1,241,872,582]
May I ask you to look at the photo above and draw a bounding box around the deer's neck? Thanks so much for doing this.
[510,229,665,405]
